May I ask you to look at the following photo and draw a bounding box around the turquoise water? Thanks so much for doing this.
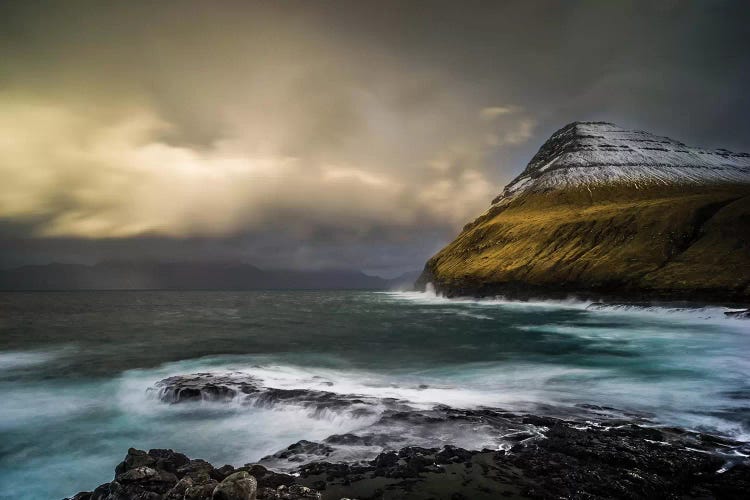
[0,290,749,499]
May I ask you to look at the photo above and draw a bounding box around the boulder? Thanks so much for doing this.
[212,471,258,500]
[164,476,194,499]
[184,480,218,500]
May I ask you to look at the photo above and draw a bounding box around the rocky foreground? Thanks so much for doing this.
[67,415,750,500]
[417,121,750,303]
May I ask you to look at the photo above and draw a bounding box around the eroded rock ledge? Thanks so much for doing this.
[67,415,750,500]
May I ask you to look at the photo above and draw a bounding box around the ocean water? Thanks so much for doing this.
[0,290,749,499]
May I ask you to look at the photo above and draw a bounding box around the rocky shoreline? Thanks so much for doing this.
[415,268,750,311]
[67,414,750,500]
[415,265,750,315]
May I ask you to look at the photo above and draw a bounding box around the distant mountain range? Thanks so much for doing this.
[0,261,420,291]
[417,121,750,303]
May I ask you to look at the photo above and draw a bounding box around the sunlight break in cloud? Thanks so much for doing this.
[0,92,534,239]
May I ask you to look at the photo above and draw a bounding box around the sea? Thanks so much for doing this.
[0,290,748,499]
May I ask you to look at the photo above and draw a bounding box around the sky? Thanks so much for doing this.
[1,0,749,276]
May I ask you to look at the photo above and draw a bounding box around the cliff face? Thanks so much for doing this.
[417,122,750,303]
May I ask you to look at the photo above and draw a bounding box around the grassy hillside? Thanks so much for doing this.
[418,184,750,303]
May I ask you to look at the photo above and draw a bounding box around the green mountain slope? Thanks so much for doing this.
[417,123,750,303]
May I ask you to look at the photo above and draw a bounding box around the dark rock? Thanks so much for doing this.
[90,481,161,500]
[257,472,295,490]
[241,464,267,476]
[371,450,398,468]
[261,440,334,463]
[214,464,236,481]
[177,458,221,481]
[67,414,750,500]
[154,373,259,404]
[114,448,156,476]
[435,445,476,464]
[275,484,321,499]
[67,493,92,500]
[115,466,178,494]
[521,415,559,427]
[148,448,190,473]
[256,487,279,499]
[164,476,194,499]
[184,480,218,500]
[725,309,750,319]
[323,433,375,446]
[70,447,322,500]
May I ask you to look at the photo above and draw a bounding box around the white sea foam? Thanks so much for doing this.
[128,359,539,461]
[3,290,749,500]
[380,289,750,328]
[379,288,594,310]
[0,349,60,371]
[130,359,525,411]
[113,365,381,467]
[104,353,750,467]
[115,338,750,436]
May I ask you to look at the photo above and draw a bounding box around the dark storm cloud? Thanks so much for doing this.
[1,0,749,273]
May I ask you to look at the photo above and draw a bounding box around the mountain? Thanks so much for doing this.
[0,261,404,291]
[416,122,750,303]
[387,270,423,290]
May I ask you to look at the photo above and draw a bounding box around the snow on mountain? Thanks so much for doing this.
[493,122,750,205]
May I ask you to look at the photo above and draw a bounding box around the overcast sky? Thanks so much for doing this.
[1,0,749,276]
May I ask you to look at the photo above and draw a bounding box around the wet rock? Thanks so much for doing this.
[67,493,92,500]
[261,440,334,463]
[435,445,475,464]
[178,458,223,481]
[116,466,178,494]
[294,418,750,499]
[90,481,161,500]
[214,464,237,481]
[68,447,322,500]
[116,466,158,482]
[151,373,392,421]
[204,462,297,492]
[185,480,218,500]
[164,476,194,499]
[67,413,750,500]
[323,433,376,447]
[256,487,279,499]
[521,415,559,427]
[148,448,190,473]
[274,484,321,499]
[372,451,398,468]
[114,448,156,476]
[154,373,260,403]
[725,308,750,319]
[212,471,257,500]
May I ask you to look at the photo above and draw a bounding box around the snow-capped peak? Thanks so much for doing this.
[492,121,750,205]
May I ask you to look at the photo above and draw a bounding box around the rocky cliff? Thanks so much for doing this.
[417,122,750,303]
